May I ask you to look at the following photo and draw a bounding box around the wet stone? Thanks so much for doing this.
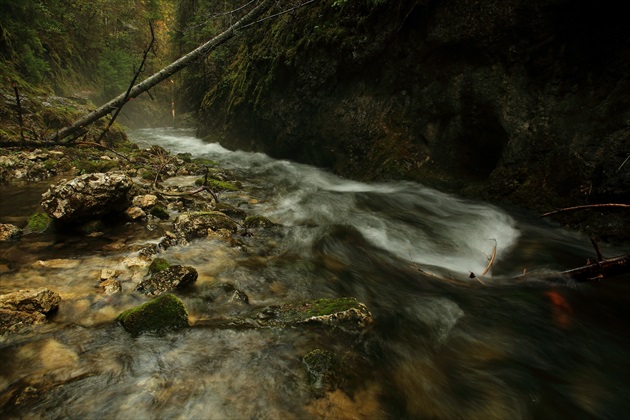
[0,288,61,335]
[117,294,189,336]
[136,265,198,297]
[0,223,22,241]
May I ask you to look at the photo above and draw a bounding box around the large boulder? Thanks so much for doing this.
[117,294,189,335]
[41,172,133,222]
[0,288,61,335]
[136,265,198,297]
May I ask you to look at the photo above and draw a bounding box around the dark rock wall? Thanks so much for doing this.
[195,0,629,235]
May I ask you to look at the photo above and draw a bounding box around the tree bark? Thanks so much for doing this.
[49,0,272,143]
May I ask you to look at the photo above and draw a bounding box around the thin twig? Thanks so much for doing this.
[241,0,318,29]
[481,239,497,276]
[541,203,630,217]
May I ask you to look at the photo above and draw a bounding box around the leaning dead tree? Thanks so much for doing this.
[48,0,273,144]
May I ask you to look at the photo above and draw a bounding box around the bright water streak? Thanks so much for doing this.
[132,128,520,276]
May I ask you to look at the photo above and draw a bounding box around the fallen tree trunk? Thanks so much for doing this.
[49,0,272,143]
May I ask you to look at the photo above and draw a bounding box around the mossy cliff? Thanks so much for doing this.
[194,0,629,239]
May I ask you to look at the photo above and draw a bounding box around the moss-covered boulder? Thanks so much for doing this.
[136,265,198,297]
[117,294,189,336]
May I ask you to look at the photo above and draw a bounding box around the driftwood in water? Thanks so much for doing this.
[559,253,630,282]
[541,203,630,218]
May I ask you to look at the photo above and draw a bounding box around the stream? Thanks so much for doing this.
[1,128,629,419]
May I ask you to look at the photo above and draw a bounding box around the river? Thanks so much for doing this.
[1,128,629,419]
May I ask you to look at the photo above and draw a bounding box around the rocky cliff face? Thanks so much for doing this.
[195,0,630,239]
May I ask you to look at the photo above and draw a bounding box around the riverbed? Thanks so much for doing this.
[1,128,629,418]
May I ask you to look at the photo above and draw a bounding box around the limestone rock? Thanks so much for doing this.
[0,223,22,241]
[0,288,61,335]
[136,265,198,297]
[132,194,158,209]
[117,294,189,335]
[99,279,122,295]
[0,288,61,313]
[173,212,238,241]
[125,206,146,220]
[41,172,133,222]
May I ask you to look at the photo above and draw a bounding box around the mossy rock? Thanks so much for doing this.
[214,202,247,220]
[243,215,276,229]
[194,178,240,191]
[174,212,238,240]
[117,294,189,336]
[147,257,170,275]
[250,297,373,332]
[136,265,198,297]
[26,212,51,233]
[177,152,192,163]
[303,349,339,392]
[150,205,170,220]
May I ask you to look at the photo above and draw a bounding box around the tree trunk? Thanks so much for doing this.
[49,0,272,143]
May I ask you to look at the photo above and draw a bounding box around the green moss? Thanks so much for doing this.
[117,294,189,336]
[150,206,170,220]
[148,257,170,275]
[194,178,239,191]
[243,215,275,229]
[272,297,361,324]
[72,159,118,175]
[26,212,51,233]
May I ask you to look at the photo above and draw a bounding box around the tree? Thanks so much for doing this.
[49,0,273,143]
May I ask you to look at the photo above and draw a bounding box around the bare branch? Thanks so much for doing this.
[541,203,630,218]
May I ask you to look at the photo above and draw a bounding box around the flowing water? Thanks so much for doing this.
[1,128,629,419]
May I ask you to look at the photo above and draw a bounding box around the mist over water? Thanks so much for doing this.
[1,128,629,419]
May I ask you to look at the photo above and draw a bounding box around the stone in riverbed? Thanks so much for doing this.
[0,288,61,335]
[249,297,373,333]
[136,265,198,297]
[173,211,238,242]
[0,223,22,241]
[117,294,189,335]
[40,172,133,223]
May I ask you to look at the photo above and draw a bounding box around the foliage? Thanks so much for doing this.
[0,0,175,102]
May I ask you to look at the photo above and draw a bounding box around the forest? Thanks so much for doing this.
[1,0,629,418]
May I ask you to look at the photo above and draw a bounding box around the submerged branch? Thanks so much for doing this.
[541,203,630,217]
